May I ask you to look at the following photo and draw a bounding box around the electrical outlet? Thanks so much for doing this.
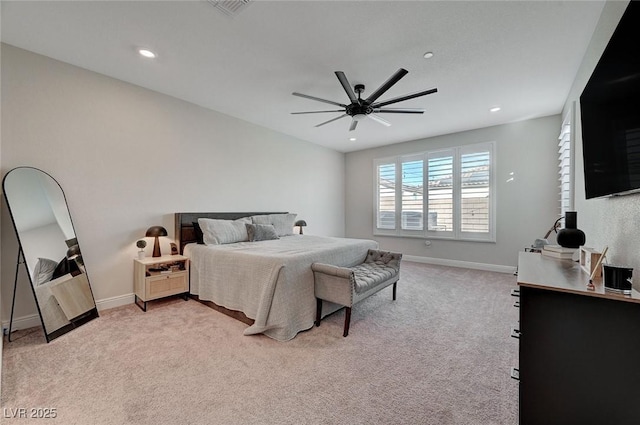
[2,327,8,336]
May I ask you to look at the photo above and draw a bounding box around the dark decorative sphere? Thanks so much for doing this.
[557,228,586,248]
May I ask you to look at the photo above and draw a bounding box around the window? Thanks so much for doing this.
[376,162,396,230]
[558,107,573,217]
[401,158,424,231]
[427,151,453,234]
[460,150,491,234]
[374,142,495,242]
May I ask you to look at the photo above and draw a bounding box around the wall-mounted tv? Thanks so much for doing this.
[580,0,640,199]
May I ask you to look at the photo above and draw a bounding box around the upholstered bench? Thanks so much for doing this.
[311,249,402,337]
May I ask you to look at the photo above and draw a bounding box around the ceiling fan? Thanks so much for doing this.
[291,68,437,131]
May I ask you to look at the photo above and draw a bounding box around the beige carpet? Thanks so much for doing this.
[1,261,519,425]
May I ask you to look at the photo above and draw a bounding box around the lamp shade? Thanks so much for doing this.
[66,244,84,267]
[295,220,307,235]
[145,226,168,238]
[146,226,168,257]
[66,244,81,259]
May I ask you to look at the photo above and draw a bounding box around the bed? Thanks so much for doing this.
[175,212,378,341]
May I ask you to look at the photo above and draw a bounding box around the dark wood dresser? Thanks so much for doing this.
[517,251,640,425]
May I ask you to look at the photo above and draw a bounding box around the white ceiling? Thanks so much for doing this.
[1,0,606,153]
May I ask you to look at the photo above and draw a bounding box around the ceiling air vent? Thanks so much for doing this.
[207,0,253,18]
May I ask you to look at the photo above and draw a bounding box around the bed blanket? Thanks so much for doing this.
[185,235,378,341]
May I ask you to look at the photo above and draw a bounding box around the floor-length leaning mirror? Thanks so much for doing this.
[3,167,99,342]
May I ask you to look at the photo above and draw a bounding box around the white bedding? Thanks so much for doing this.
[185,235,378,341]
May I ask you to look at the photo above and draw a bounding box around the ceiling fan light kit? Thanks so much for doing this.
[352,113,367,122]
[292,68,437,131]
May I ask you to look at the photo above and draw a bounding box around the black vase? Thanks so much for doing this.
[556,211,586,248]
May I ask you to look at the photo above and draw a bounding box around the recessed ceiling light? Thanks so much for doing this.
[349,137,357,141]
[490,106,501,112]
[423,52,434,59]
[138,49,157,59]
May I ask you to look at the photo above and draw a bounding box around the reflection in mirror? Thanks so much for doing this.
[3,167,98,342]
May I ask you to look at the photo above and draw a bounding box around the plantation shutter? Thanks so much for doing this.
[374,142,495,242]
[558,116,572,217]
[460,150,490,233]
[401,158,424,230]
[426,151,454,234]
[376,162,396,230]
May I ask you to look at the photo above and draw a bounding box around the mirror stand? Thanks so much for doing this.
[8,246,42,342]
[7,243,99,343]
[3,167,99,343]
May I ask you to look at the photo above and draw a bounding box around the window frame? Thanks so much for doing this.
[373,142,496,242]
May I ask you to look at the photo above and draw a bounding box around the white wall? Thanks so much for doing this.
[345,115,561,269]
[562,1,640,275]
[1,44,345,323]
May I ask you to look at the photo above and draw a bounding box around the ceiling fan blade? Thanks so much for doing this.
[291,110,344,114]
[364,68,409,104]
[368,114,392,127]
[292,92,346,108]
[372,88,438,108]
[335,71,358,103]
[349,120,358,131]
[315,114,348,128]
[373,108,425,114]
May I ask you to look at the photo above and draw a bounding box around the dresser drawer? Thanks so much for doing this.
[145,271,188,300]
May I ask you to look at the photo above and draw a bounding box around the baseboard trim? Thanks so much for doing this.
[96,293,135,311]
[403,255,516,274]
[2,293,135,332]
[2,314,42,333]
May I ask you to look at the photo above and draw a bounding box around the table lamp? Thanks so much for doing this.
[146,226,168,257]
[295,220,307,235]
[66,244,84,266]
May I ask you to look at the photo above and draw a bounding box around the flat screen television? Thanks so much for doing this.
[580,0,640,199]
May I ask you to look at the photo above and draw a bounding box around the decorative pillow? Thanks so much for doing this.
[32,258,58,285]
[192,222,205,244]
[246,223,279,242]
[251,213,297,237]
[198,217,251,245]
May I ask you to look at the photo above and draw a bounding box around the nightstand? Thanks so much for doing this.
[134,255,189,311]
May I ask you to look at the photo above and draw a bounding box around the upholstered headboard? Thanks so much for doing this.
[174,212,287,254]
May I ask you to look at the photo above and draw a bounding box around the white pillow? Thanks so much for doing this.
[32,257,58,285]
[198,217,251,245]
[251,213,297,237]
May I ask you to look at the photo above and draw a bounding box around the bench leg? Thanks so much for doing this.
[343,307,351,337]
[393,281,397,300]
[315,298,322,327]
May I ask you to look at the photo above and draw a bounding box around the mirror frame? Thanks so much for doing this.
[3,166,99,342]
